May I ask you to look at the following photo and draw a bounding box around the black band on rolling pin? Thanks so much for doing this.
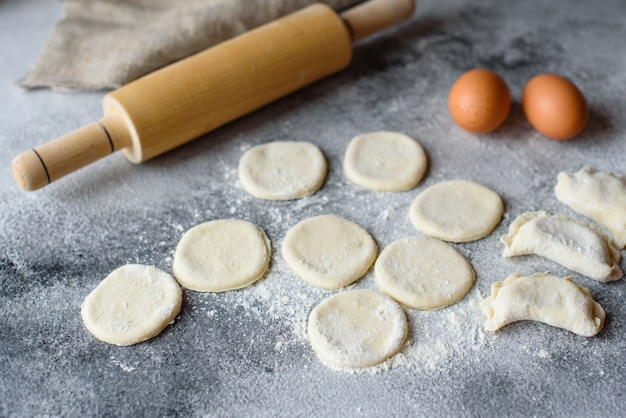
[98,122,115,153]
[31,148,51,185]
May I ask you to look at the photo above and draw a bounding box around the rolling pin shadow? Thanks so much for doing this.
[12,0,416,191]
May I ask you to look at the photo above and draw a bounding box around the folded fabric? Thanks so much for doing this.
[22,0,361,91]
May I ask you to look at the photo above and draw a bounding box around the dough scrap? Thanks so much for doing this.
[307,289,408,369]
[173,219,271,292]
[501,211,623,282]
[555,166,626,248]
[343,131,428,191]
[282,214,377,289]
[375,236,475,310]
[409,180,504,242]
[238,141,327,200]
[81,264,182,346]
[481,273,605,337]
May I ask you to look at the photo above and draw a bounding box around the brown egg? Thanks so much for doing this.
[522,74,588,140]
[448,69,511,133]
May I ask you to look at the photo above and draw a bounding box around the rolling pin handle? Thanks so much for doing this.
[341,0,416,42]
[11,118,127,191]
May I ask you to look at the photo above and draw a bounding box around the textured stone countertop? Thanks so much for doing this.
[1,0,625,416]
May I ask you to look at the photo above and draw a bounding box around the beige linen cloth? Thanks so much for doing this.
[22,0,362,91]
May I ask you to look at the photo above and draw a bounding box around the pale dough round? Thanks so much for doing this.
[281,214,377,289]
[409,180,504,242]
[81,264,182,346]
[173,219,271,292]
[238,141,327,200]
[344,131,428,191]
[307,289,408,369]
[375,236,475,310]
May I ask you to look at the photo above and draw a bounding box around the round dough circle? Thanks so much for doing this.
[81,264,182,346]
[307,289,408,369]
[409,180,504,242]
[238,141,327,200]
[344,131,428,191]
[282,214,377,289]
[375,236,475,310]
[173,219,271,292]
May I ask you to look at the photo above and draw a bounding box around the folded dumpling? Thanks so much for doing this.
[501,211,622,282]
[481,273,605,337]
[555,166,626,248]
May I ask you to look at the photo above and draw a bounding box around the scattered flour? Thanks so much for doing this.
[171,156,499,374]
[111,356,137,372]
[205,255,489,373]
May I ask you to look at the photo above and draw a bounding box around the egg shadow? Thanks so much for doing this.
[582,106,613,140]
[493,100,614,144]
[490,101,531,139]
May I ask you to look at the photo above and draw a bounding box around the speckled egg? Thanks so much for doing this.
[448,69,511,134]
[522,73,588,140]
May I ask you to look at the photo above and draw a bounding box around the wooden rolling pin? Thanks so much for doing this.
[12,0,415,191]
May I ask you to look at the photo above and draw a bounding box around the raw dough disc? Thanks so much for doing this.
[409,180,504,242]
[375,236,475,310]
[282,214,377,289]
[307,289,408,369]
[81,264,182,346]
[343,131,428,191]
[173,219,271,292]
[238,141,327,200]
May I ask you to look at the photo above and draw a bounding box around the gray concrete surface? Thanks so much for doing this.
[1,0,625,416]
